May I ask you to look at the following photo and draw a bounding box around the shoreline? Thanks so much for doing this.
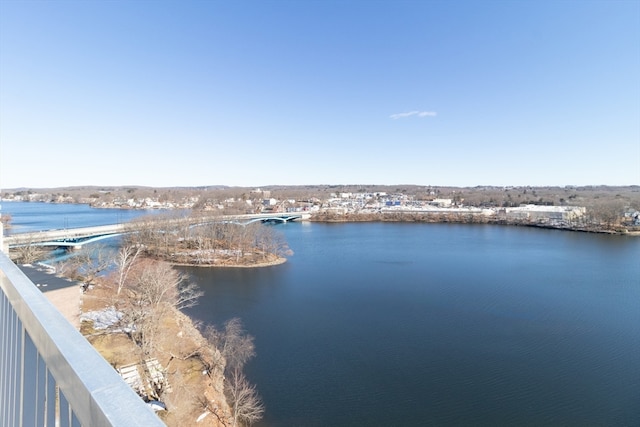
[4,199,637,237]
[309,215,640,236]
[171,256,288,268]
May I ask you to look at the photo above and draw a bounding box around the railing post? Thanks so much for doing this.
[0,206,6,253]
[0,252,166,427]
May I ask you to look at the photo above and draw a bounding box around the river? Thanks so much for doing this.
[3,201,640,426]
[1,200,156,234]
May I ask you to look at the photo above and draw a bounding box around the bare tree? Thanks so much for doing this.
[202,318,263,425]
[226,368,265,427]
[124,260,202,355]
[588,201,625,230]
[135,261,202,310]
[115,244,142,295]
[204,318,255,373]
[10,240,47,264]
[253,225,289,261]
[56,244,114,287]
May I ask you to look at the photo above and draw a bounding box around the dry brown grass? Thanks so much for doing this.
[80,284,231,427]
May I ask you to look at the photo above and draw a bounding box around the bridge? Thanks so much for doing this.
[5,223,128,249]
[5,212,311,249]
[222,212,309,224]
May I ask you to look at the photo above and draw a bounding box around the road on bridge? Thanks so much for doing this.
[4,212,311,247]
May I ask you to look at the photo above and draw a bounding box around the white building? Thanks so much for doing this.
[505,205,586,222]
[429,198,453,208]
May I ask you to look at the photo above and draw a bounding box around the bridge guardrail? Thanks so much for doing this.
[0,251,165,427]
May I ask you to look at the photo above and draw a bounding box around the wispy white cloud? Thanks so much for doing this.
[390,110,437,119]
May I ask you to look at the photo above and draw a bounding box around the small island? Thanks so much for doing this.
[123,214,292,267]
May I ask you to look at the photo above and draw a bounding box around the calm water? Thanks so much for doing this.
[183,222,640,427]
[1,201,156,234]
[3,202,639,426]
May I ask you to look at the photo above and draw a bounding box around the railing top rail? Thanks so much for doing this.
[0,252,165,427]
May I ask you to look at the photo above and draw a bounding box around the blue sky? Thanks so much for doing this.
[1,0,638,188]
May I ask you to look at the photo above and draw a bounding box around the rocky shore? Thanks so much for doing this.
[172,256,288,268]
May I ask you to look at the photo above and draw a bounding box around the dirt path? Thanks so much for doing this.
[19,264,82,329]
[42,286,81,329]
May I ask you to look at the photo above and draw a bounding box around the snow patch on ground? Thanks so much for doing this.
[80,306,123,329]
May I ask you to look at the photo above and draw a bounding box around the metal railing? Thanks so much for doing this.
[0,251,165,427]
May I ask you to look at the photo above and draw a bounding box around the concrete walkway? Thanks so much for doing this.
[19,264,82,330]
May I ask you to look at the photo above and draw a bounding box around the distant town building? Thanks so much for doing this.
[429,199,453,208]
[504,205,586,222]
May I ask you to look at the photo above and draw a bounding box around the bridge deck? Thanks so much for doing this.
[5,212,311,247]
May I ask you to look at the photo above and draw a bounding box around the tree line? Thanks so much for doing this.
[125,213,290,266]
